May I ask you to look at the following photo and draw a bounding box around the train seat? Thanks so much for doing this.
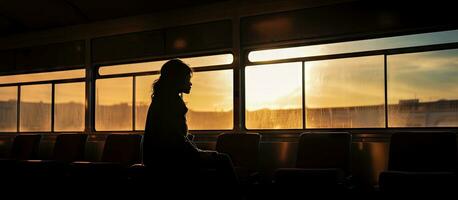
[379,131,458,193]
[274,132,352,191]
[216,132,261,184]
[16,134,88,182]
[70,134,142,185]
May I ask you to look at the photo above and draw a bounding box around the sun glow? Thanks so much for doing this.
[245,62,302,111]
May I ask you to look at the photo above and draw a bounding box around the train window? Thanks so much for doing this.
[388,49,458,127]
[305,56,385,128]
[0,86,18,132]
[54,82,85,131]
[95,77,133,131]
[98,53,233,76]
[135,75,159,130]
[98,54,234,131]
[248,29,458,62]
[135,71,234,131]
[245,62,302,129]
[99,60,166,76]
[183,70,233,130]
[0,69,85,84]
[180,54,233,68]
[20,84,52,132]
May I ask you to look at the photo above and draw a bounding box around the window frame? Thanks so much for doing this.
[93,52,236,133]
[0,70,86,134]
[2,30,456,134]
[243,41,458,131]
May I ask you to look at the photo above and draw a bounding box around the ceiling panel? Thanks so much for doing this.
[0,0,226,36]
[0,0,86,30]
[67,0,224,21]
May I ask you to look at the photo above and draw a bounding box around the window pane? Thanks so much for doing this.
[54,82,85,131]
[0,87,17,132]
[249,29,458,62]
[388,49,458,127]
[99,54,233,75]
[96,77,132,131]
[245,62,302,129]
[0,69,85,84]
[99,61,166,76]
[20,84,51,131]
[183,70,233,130]
[181,54,233,68]
[135,75,159,130]
[305,56,385,128]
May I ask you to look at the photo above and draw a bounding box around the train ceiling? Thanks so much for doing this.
[0,0,227,37]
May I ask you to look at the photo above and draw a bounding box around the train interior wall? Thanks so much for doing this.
[0,0,457,191]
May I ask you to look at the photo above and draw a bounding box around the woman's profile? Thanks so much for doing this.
[143,59,238,186]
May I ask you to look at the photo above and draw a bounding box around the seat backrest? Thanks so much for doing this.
[10,134,42,160]
[296,132,351,174]
[216,133,261,171]
[52,134,88,162]
[101,134,142,165]
[388,132,457,172]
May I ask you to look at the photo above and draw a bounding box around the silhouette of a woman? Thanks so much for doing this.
[143,59,198,167]
[143,59,237,186]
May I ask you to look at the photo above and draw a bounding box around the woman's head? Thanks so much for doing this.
[152,59,193,97]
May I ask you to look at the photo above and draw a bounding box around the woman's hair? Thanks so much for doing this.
[152,59,192,98]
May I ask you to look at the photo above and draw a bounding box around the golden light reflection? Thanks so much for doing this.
[387,49,458,104]
[248,29,458,62]
[278,142,290,164]
[252,17,292,37]
[0,86,17,132]
[135,75,159,130]
[173,38,187,49]
[245,62,302,129]
[95,77,133,131]
[387,49,458,127]
[99,54,233,76]
[0,86,17,101]
[20,84,51,103]
[181,54,233,68]
[369,142,390,185]
[245,62,302,111]
[96,77,132,106]
[184,70,234,130]
[54,82,85,104]
[99,60,166,76]
[183,70,233,112]
[133,71,234,130]
[135,75,159,106]
[0,69,85,84]
[305,56,385,108]
[54,82,85,131]
[249,46,324,62]
[20,84,51,132]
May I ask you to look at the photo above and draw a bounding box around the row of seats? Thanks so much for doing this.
[0,133,261,188]
[0,131,457,193]
[274,131,458,194]
[379,132,458,193]
[0,134,143,187]
[1,134,142,164]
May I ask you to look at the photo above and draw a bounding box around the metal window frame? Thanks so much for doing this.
[93,51,237,133]
[242,42,458,132]
[0,77,86,134]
